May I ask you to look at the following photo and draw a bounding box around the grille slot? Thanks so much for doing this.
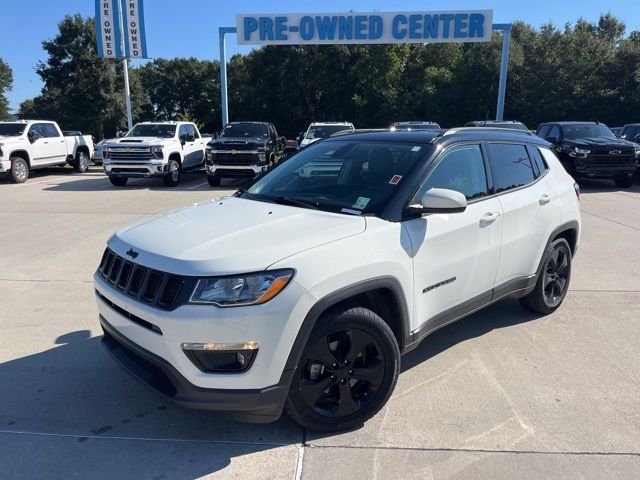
[109,257,123,283]
[142,271,163,302]
[117,262,133,290]
[96,248,187,310]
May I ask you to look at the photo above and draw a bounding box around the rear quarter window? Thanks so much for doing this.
[486,143,536,193]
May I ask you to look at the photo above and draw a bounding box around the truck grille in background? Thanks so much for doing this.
[97,248,187,310]
[109,149,155,161]
[586,152,636,167]
[211,153,259,165]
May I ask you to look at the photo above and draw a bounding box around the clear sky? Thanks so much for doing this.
[1,0,638,112]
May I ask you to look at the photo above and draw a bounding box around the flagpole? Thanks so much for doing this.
[117,1,133,130]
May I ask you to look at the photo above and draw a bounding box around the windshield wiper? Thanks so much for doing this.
[273,196,319,210]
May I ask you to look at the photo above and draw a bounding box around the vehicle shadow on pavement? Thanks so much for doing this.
[401,298,543,373]
[576,177,639,193]
[0,330,302,479]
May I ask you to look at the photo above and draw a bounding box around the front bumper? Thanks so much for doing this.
[572,159,637,178]
[206,164,267,177]
[94,271,315,407]
[104,161,168,178]
[0,159,10,173]
[100,315,292,422]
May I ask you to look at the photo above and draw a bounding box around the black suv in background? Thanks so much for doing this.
[205,122,285,186]
[537,122,638,188]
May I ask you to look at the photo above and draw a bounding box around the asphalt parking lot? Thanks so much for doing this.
[1,166,639,479]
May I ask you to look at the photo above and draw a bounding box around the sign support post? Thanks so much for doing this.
[219,27,237,128]
[117,3,133,130]
[493,23,512,122]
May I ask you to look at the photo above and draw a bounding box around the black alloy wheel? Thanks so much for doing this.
[285,307,400,432]
[520,238,572,314]
[543,245,570,308]
[300,327,385,417]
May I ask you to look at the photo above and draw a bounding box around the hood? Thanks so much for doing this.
[210,137,268,147]
[564,137,637,151]
[109,196,366,276]
[0,135,25,145]
[300,137,320,147]
[104,136,174,147]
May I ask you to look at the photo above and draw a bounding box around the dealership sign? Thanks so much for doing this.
[237,10,493,45]
[95,0,148,58]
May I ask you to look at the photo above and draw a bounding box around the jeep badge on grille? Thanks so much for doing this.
[126,249,139,259]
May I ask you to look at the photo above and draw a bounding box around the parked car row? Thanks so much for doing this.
[2,117,638,188]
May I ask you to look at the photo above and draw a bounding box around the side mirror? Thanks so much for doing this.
[546,136,559,145]
[633,134,640,143]
[411,188,467,214]
[116,131,125,138]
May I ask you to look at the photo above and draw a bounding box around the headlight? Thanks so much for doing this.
[151,146,163,158]
[569,147,590,158]
[189,269,294,307]
[634,147,640,157]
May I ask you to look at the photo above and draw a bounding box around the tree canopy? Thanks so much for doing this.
[0,58,13,120]
[17,13,640,138]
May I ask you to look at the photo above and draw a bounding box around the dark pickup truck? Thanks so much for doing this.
[537,121,639,188]
[205,121,285,186]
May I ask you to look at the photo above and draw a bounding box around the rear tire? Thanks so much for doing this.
[614,175,634,188]
[9,157,29,183]
[163,159,180,187]
[285,306,400,432]
[74,150,89,173]
[519,238,572,315]
[207,175,221,187]
[109,176,128,187]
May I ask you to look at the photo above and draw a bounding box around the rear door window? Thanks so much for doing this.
[486,143,536,193]
[42,123,61,138]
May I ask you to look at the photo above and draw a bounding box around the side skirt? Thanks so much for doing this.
[403,274,536,354]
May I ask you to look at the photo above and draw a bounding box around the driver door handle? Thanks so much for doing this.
[539,194,553,205]
[479,212,500,227]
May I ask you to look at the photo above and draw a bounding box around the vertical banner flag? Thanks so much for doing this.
[122,0,148,59]
[95,0,123,58]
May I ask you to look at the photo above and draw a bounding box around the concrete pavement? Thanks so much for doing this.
[1,167,639,479]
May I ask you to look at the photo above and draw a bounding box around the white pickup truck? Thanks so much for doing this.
[0,120,94,183]
[102,121,211,187]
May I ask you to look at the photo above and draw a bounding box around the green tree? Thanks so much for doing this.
[18,14,147,138]
[0,58,13,120]
[137,57,220,133]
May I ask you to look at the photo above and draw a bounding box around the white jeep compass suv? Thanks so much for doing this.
[95,128,581,432]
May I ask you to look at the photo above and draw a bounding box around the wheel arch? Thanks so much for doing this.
[9,150,31,166]
[534,220,579,280]
[283,277,411,374]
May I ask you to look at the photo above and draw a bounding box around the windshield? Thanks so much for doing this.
[563,124,616,140]
[221,123,268,138]
[305,125,352,139]
[243,140,429,216]
[126,124,177,138]
[0,123,26,136]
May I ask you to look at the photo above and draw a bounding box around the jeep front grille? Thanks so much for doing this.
[97,248,190,310]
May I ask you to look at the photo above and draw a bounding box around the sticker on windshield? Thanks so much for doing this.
[341,208,362,215]
[389,175,402,185]
[411,146,422,152]
[353,197,370,209]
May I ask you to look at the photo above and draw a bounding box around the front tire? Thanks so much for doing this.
[163,159,180,187]
[108,176,128,186]
[74,150,89,173]
[614,175,634,188]
[9,157,29,183]
[520,238,572,315]
[285,306,400,432]
[207,175,221,187]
